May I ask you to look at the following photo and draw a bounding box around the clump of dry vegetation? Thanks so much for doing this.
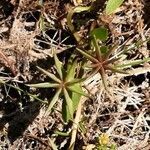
[0,0,150,150]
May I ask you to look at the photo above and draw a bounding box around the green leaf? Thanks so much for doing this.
[100,45,108,54]
[62,88,83,122]
[62,100,71,122]
[54,54,63,80]
[115,58,150,69]
[63,88,73,120]
[65,60,77,82]
[76,48,98,62]
[67,78,86,85]
[27,93,47,104]
[37,66,61,83]
[68,83,87,97]
[108,66,128,74]
[45,88,61,116]
[71,92,81,113]
[90,27,108,42]
[106,0,124,15]
[55,131,70,136]
[92,35,102,61]
[73,6,91,13]
[27,82,59,88]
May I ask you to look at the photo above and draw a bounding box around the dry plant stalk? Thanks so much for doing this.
[69,97,85,150]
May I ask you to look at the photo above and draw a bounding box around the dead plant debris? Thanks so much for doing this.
[0,0,149,150]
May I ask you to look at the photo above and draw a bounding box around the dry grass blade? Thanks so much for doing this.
[69,97,85,150]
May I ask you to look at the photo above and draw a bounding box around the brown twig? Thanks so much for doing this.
[25,134,49,147]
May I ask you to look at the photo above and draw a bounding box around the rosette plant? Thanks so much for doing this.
[27,53,86,122]
[76,27,150,90]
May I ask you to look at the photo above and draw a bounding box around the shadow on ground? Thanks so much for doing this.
[0,80,41,144]
[143,0,150,29]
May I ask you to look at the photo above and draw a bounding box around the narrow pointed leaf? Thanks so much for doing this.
[107,66,128,74]
[28,93,47,104]
[65,60,77,82]
[71,92,81,113]
[67,78,86,85]
[73,6,91,13]
[92,35,102,61]
[27,82,59,88]
[55,131,70,136]
[106,0,124,15]
[54,54,63,79]
[63,88,73,119]
[62,100,71,122]
[76,48,98,62]
[68,83,87,97]
[45,88,61,116]
[115,58,150,69]
[37,66,61,83]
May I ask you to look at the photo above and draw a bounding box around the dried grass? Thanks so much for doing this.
[0,0,149,149]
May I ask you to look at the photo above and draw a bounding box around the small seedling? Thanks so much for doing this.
[76,27,150,90]
[27,53,86,122]
[76,27,125,89]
